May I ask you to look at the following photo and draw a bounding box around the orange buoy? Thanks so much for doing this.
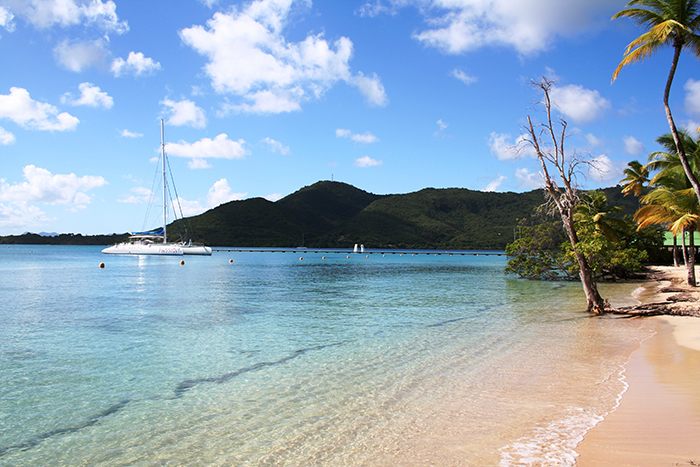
[99,262,105,268]
[229,259,233,263]
[180,260,185,265]
[299,257,303,261]
[322,256,326,259]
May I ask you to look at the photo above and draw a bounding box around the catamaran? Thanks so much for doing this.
[102,120,212,256]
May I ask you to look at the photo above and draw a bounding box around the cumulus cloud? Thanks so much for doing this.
[117,186,152,204]
[622,135,644,156]
[484,174,506,192]
[587,154,620,183]
[0,201,49,231]
[0,165,106,206]
[161,98,206,128]
[0,126,15,144]
[176,178,247,216]
[0,87,79,131]
[408,0,615,56]
[120,129,143,138]
[684,79,700,115]
[179,0,388,114]
[354,155,382,167]
[111,51,161,77]
[62,82,113,108]
[451,68,477,85]
[3,0,128,33]
[0,6,15,31]
[53,39,108,72]
[515,167,541,189]
[336,128,379,143]
[262,137,290,155]
[352,71,389,106]
[549,84,610,124]
[488,132,520,160]
[165,134,248,169]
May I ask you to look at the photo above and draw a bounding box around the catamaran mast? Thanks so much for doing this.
[161,119,167,244]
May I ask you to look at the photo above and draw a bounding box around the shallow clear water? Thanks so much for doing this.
[0,245,652,466]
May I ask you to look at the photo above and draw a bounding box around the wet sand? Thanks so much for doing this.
[576,267,700,466]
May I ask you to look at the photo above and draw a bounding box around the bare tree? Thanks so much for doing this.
[521,77,606,314]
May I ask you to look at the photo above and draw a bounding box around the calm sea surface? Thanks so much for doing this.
[0,245,652,466]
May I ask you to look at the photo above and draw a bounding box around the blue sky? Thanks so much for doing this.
[1,0,699,235]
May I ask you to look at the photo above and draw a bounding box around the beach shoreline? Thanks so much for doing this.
[575,266,700,466]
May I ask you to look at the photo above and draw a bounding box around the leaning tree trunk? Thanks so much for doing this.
[664,42,700,209]
[563,214,605,314]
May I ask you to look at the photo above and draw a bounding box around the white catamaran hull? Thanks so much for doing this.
[181,245,212,255]
[102,242,184,255]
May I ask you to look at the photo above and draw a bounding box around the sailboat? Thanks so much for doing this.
[102,120,212,256]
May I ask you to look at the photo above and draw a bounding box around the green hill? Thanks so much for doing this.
[1,181,635,250]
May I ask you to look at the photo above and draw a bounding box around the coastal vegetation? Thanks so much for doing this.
[0,182,638,250]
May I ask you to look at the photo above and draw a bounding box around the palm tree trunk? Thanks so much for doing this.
[673,234,680,268]
[682,228,689,267]
[665,42,700,208]
[688,229,697,286]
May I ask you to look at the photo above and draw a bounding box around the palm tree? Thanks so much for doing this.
[636,181,699,284]
[621,160,650,197]
[575,191,628,243]
[612,0,700,207]
[635,131,700,284]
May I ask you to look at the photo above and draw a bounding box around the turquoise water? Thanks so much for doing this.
[0,245,652,466]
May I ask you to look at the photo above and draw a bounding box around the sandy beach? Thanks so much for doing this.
[576,266,700,466]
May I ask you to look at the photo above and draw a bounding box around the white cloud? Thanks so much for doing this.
[176,178,247,216]
[3,0,128,33]
[549,84,610,124]
[120,129,143,138]
[585,133,602,147]
[515,167,541,189]
[265,192,283,201]
[352,71,389,107]
[484,174,506,192]
[262,137,290,155]
[161,98,206,128]
[165,134,248,169]
[179,0,387,114]
[410,0,615,56]
[587,154,619,183]
[62,82,113,108]
[336,128,379,143]
[0,165,106,206]
[450,68,477,85]
[354,155,382,167]
[111,51,161,77]
[117,186,152,204]
[437,119,448,131]
[0,87,79,131]
[622,135,644,156]
[0,202,49,231]
[53,39,108,72]
[684,79,700,115]
[0,126,15,144]
[0,6,15,31]
[207,178,246,207]
[489,132,519,160]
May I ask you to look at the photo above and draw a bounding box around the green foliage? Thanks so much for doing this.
[505,191,662,281]
[504,220,575,280]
